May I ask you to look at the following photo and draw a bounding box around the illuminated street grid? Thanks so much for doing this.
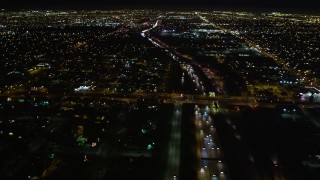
[0,9,320,180]
[1,10,320,101]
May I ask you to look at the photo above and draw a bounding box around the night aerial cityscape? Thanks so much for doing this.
[0,0,319,180]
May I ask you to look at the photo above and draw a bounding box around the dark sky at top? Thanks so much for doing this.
[0,0,319,10]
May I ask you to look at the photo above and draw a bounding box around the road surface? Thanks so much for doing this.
[165,103,182,180]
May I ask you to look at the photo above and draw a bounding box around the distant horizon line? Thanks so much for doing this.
[1,5,320,10]
[1,7,320,14]
[1,1,320,11]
